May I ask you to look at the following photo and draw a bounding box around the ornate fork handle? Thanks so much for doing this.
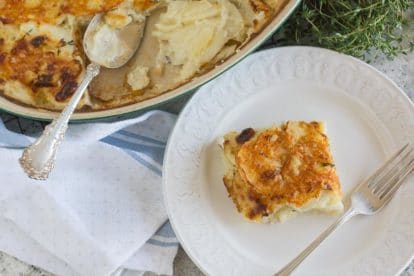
[19,63,100,180]
[275,208,357,276]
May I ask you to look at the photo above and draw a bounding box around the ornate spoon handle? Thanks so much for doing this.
[19,63,100,180]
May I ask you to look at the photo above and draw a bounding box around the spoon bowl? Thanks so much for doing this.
[84,13,146,68]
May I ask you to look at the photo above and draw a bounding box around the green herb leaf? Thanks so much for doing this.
[277,0,414,59]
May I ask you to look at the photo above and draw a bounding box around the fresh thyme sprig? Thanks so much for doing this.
[277,0,414,59]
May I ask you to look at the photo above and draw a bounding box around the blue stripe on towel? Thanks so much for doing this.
[101,136,165,165]
[148,222,179,247]
[155,222,176,238]
[125,151,162,176]
[110,133,165,150]
[118,130,166,146]
[147,238,179,248]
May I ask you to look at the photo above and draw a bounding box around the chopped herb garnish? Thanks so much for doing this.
[24,28,33,37]
[275,0,414,60]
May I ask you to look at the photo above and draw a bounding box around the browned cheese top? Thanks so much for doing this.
[223,121,342,221]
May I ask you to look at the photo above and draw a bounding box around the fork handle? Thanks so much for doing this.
[275,208,357,276]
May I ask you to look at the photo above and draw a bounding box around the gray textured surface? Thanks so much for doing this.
[0,27,413,276]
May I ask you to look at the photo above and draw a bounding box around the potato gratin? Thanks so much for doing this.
[0,0,288,111]
[0,0,155,110]
[222,122,343,223]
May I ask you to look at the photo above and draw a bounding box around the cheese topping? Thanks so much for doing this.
[104,0,147,28]
[222,121,343,223]
[0,0,152,109]
[0,18,84,109]
[0,0,124,24]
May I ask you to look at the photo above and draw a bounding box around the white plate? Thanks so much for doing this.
[163,47,414,275]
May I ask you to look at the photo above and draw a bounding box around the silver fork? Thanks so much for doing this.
[275,143,414,276]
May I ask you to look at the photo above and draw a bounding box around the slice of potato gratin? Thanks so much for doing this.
[221,121,343,223]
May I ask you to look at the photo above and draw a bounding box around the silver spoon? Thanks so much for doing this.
[19,14,146,180]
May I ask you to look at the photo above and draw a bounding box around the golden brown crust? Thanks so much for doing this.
[62,1,125,16]
[133,0,156,12]
[0,34,83,104]
[222,122,343,222]
[0,0,124,24]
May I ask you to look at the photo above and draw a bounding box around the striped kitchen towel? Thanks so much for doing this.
[0,111,179,276]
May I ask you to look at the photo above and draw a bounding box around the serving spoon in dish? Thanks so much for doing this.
[19,14,146,180]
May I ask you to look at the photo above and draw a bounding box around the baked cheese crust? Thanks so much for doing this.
[0,0,155,110]
[0,1,125,24]
[0,15,87,109]
[222,121,343,223]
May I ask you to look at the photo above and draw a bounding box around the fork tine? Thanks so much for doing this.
[373,145,414,194]
[379,158,414,202]
[367,143,410,188]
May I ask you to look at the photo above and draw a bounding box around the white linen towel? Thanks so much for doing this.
[0,110,179,276]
